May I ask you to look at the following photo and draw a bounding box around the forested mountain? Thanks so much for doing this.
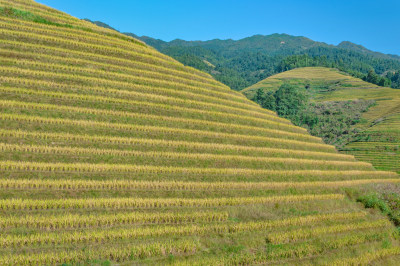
[337,41,400,61]
[85,20,400,91]
[142,36,400,90]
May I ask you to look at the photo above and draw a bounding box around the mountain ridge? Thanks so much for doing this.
[338,41,400,61]
[83,19,400,90]
[82,19,400,58]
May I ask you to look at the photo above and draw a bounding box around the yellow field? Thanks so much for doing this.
[0,1,399,265]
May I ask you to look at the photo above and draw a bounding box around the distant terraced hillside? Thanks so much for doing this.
[243,67,400,173]
[0,1,400,265]
[321,83,400,174]
[242,67,379,99]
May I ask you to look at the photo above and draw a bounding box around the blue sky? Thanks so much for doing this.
[37,0,400,55]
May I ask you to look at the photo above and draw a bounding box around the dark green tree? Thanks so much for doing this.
[364,70,379,84]
[261,91,276,111]
[274,84,309,123]
[254,88,264,105]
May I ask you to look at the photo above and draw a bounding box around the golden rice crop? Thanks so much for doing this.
[0,0,94,28]
[0,41,225,95]
[178,230,389,265]
[329,247,400,266]
[0,239,199,265]
[266,219,391,244]
[1,2,399,264]
[0,128,355,161]
[1,60,278,123]
[0,18,227,94]
[0,212,362,247]
[0,57,228,99]
[0,20,187,63]
[0,85,297,132]
[0,178,397,191]
[0,43,228,92]
[0,113,329,151]
[0,210,228,230]
[0,129,355,161]
[226,212,365,234]
[3,58,243,105]
[1,0,154,48]
[264,230,389,260]
[5,0,68,15]
[0,142,373,170]
[0,3,215,79]
[0,25,180,67]
[0,160,384,178]
[0,97,308,141]
[0,63,247,107]
[0,39,221,88]
[0,28,237,92]
[0,71,259,115]
[0,6,148,47]
[0,194,344,210]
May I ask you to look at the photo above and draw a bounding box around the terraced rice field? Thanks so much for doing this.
[0,1,400,264]
[323,84,400,174]
[243,67,400,174]
[242,67,378,99]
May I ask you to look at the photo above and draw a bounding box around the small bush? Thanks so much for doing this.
[357,194,391,215]
[357,193,400,226]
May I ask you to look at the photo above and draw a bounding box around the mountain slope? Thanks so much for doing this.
[243,67,400,173]
[0,1,400,264]
[338,41,400,61]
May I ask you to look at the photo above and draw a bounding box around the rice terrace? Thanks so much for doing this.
[243,67,400,174]
[0,0,400,265]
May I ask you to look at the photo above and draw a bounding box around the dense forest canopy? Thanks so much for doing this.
[133,34,400,90]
